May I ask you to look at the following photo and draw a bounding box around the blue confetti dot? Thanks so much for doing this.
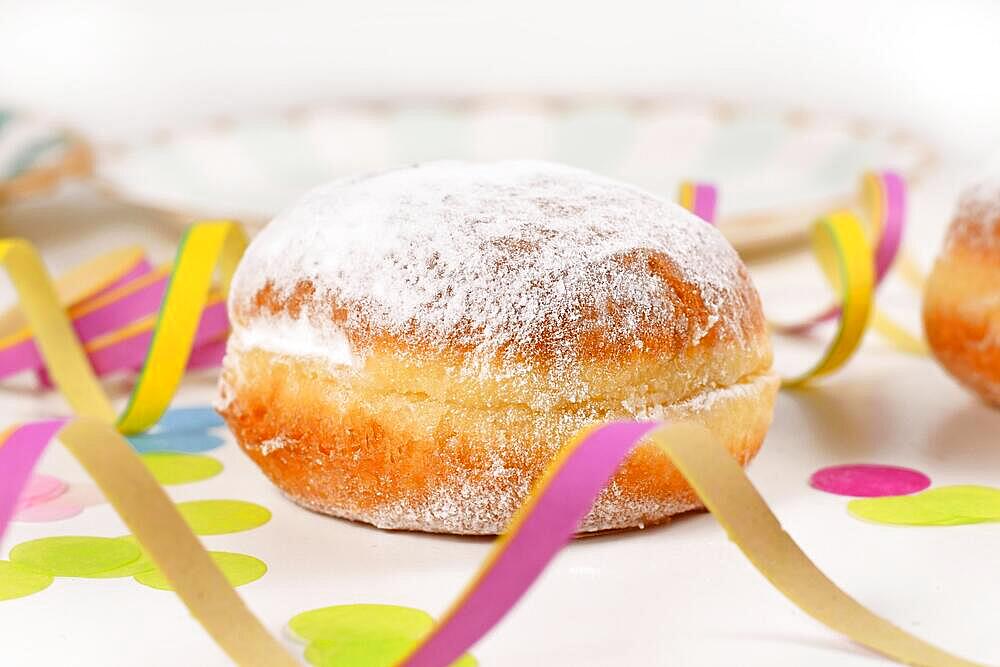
[128,432,225,453]
[155,406,224,434]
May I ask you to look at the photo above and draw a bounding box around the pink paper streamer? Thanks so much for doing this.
[1,256,228,383]
[402,421,660,667]
[0,420,66,535]
[777,170,905,334]
[5,300,228,384]
[28,258,154,386]
[693,184,718,224]
[85,301,228,377]
[72,273,167,341]
[873,171,905,283]
[81,257,154,304]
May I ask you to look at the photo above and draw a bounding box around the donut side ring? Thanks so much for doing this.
[219,344,778,534]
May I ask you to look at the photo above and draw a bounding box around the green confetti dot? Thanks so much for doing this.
[305,638,476,667]
[141,452,223,485]
[86,537,156,579]
[9,536,141,577]
[291,605,476,667]
[0,561,54,601]
[848,485,1000,526]
[176,499,271,535]
[289,604,434,644]
[133,551,266,590]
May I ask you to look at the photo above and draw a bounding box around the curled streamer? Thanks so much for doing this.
[0,199,980,666]
[680,172,926,385]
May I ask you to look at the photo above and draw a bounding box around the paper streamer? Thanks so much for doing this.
[678,181,717,224]
[0,247,227,385]
[400,422,978,667]
[680,173,923,384]
[770,171,927,356]
[0,224,297,667]
[678,182,874,385]
[0,245,146,336]
[0,212,985,666]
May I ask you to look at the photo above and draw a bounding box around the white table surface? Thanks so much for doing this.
[1,179,998,666]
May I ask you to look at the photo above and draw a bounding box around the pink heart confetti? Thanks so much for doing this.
[810,464,931,498]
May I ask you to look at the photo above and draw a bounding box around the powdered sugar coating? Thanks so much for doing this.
[230,160,758,400]
[954,178,1000,251]
[222,161,777,533]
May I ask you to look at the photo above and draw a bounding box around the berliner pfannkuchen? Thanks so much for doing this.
[924,182,1000,406]
[217,161,779,534]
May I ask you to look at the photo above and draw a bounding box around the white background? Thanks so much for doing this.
[1,0,999,161]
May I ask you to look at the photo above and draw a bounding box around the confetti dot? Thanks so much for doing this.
[155,406,224,434]
[18,474,67,508]
[0,561,54,601]
[304,638,476,667]
[848,485,1000,526]
[141,453,223,485]
[9,536,142,577]
[290,605,477,667]
[133,551,266,590]
[810,464,931,497]
[289,604,434,644]
[86,537,155,579]
[176,499,271,535]
[15,498,84,522]
[128,432,225,454]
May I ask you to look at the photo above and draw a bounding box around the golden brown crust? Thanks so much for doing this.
[238,253,768,371]
[219,162,779,533]
[218,347,779,534]
[924,210,1000,406]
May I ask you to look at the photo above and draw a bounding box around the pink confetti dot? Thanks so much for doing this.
[17,474,68,509]
[15,499,84,522]
[810,464,931,498]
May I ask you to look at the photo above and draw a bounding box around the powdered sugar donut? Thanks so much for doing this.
[924,182,1000,406]
[217,161,779,534]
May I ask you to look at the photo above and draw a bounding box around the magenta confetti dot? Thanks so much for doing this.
[810,464,931,497]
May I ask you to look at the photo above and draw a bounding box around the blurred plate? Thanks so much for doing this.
[95,97,936,253]
[0,111,93,206]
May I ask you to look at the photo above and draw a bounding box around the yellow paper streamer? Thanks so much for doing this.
[780,211,875,386]
[0,245,144,338]
[56,419,297,667]
[0,224,298,666]
[895,249,928,291]
[871,310,929,356]
[0,218,985,667]
[0,239,113,420]
[649,423,980,667]
[116,223,246,434]
[859,172,928,356]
